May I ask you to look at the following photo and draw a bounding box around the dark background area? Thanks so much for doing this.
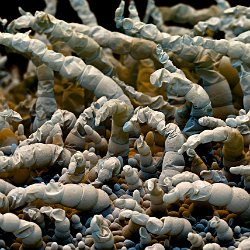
[0,0,249,32]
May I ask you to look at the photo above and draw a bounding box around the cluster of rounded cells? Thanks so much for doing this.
[2,0,250,249]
